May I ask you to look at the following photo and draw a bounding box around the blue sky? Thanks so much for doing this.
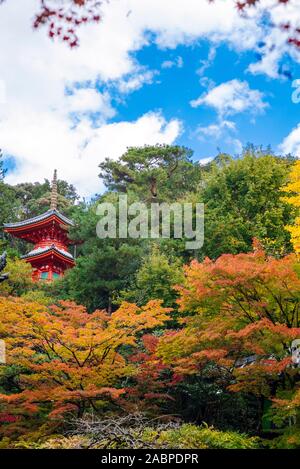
[107,41,300,158]
[1,0,300,196]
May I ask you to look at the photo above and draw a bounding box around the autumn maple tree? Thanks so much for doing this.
[157,242,300,428]
[0,297,170,434]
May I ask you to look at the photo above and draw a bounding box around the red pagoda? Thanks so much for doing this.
[4,170,75,281]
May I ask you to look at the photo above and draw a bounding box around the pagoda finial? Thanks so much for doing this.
[50,169,58,211]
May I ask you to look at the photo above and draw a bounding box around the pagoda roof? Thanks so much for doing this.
[4,209,74,230]
[22,244,75,264]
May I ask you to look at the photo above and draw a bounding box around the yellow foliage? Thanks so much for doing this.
[281,160,300,255]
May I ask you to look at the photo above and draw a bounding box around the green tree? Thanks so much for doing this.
[99,144,200,202]
[198,148,295,259]
[0,257,33,296]
[0,152,21,246]
[54,199,144,312]
[13,179,78,218]
[119,244,184,308]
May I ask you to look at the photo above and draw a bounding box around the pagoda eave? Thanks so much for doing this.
[4,213,74,247]
[22,250,75,267]
[4,209,74,234]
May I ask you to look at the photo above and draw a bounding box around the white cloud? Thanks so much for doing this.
[197,47,216,76]
[279,124,300,157]
[162,56,184,69]
[66,88,116,119]
[191,80,268,116]
[129,0,259,50]
[196,120,236,140]
[196,119,242,154]
[199,157,214,166]
[3,111,181,196]
[116,70,158,93]
[227,137,243,154]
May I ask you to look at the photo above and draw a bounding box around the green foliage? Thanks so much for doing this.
[61,240,143,312]
[12,179,78,219]
[268,428,300,449]
[20,290,53,305]
[57,197,142,311]
[99,144,200,202]
[119,244,184,307]
[0,153,19,233]
[56,196,144,312]
[143,423,260,449]
[0,183,17,227]
[0,257,33,296]
[199,148,294,258]
[168,375,261,434]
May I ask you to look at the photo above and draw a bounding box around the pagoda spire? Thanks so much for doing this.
[50,169,58,211]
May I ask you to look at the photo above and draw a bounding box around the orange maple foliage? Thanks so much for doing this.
[158,243,300,398]
[0,297,170,432]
